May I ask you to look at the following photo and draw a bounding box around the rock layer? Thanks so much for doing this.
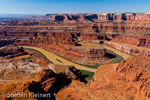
[48,13,150,21]
[0,44,25,57]
[13,39,107,64]
[104,41,150,55]
[56,54,150,100]
[0,50,150,100]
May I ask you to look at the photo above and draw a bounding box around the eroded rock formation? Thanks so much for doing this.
[13,39,107,64]
[48,13,150,22]
[112,34,150,47]
[0,44,25,58]
[0,51,150,100]
[1,13,150,63]
[0,65,85,100]
[104,41,150,55]
[0,12,150,100]
[56,54,150,100]
[0,45,52,77]
[0,31,108,65]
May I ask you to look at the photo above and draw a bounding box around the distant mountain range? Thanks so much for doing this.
[0,14,44,18]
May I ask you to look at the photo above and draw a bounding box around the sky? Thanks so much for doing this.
[0,0,150,14]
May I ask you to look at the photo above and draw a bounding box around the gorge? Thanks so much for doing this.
[0,12,150,100]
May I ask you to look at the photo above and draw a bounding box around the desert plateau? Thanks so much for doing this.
[0,0,150,100]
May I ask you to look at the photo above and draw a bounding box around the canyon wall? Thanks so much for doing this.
[0,31,108,65]
[0,44,25,59]
[12,39,107,65]
[89,54,150,100]
[104,41,150,55]
[92,21,150,33]
[1,13,150,58]
[78,33,107,42]
[0,49,149,100]
[48,13,150,21]
[115,54,150,99]
[112,34,150,47]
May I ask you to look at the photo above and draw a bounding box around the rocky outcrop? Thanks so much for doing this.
[13,39,107,64]
[87,54,150,100]
[45,32,78,46]
[112,34,150,47]
[0,46,52,77]
[0,32,78,46]
[92,21,150,33]
[0,12,150,100]
[49,13,150,22]
[78,33,107,42]
[104,41,150,55]
[0,67,85,100]
[1,13,150,46]
[0,31,109,65]
[52,54,150,100]
[0,30,109,65]
[48,64,82,79]
[0,44,25,57]
[2,13,150,23]
[0,53,150,100]
[115,54,150,99]
[50,14,98,21]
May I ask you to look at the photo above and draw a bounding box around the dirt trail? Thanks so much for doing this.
[22,46,97,72]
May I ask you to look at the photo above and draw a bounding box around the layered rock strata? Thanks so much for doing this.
[56,54,150,100]
[0,44,25,57]
[0,66,85,100]
[104,41,150,55]
[1,13,150,63]
[112,34,150,47]
[0,54,150,100]
[13,39,107,64]
[48,13,150,21]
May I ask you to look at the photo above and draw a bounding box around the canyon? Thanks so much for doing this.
[0,12,150,100]
[0,49,149,100]
[1,13,150,56]
[55,54,150,100]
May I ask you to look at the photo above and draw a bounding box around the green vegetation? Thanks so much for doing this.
[24,47,53,63]
[79,69,95,80]
[106,49,124,64]
[61,57,100,69]
[56,59,63,63]
[79,69,95,86]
